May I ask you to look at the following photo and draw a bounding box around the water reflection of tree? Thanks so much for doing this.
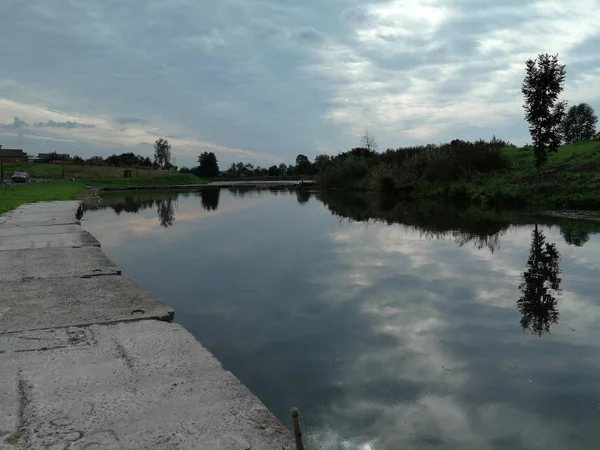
[157,198,175,228]
[517,225,561,337]
[296,189,312,204]
[200,189,220,211]
[560,227,589,247]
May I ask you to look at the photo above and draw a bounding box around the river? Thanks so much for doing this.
[82,187,600,450]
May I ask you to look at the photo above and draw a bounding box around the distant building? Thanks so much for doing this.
[0,149,28,163]
[37,153,71,163]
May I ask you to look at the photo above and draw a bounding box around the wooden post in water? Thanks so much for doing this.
[291,407,305,450]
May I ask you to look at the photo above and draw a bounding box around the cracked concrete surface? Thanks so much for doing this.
[0,201,292,449]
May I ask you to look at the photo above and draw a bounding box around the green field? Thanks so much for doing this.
[0,182,85,214]
[464,140,600,208]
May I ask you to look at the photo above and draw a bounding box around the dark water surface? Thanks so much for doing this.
[83,188,600,450]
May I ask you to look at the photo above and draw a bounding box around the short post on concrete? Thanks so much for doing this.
[291,407,305,450]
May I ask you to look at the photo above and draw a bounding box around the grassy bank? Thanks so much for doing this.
[318,140,600,208]
[88,173,205,188]
[0,181,85,214]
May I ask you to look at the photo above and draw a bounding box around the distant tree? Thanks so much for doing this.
[360,129,378,152]
[72,155,84,165]
[179,166,191,174]
[105,154,120,167]
[268,165,279,176]
[522,53,567,169]
[86,156,105,166]
[295,154,312,175]
[153,138,172,169]
[517,225,561,336]
[314,154,332,173]
[287,164,296,176]
[200,189,220,211]
[278,163,287,176]
[196,152,220,177]
[562,103,598,143]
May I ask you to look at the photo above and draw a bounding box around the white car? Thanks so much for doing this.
[11,170,29,183]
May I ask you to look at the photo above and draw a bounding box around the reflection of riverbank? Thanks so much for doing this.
[99,180,315,191]
[317,191,600,251]
[84,187,314,228]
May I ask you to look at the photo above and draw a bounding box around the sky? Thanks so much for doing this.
[1,0,599,168]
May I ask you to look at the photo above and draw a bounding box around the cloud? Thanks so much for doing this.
[33,119,95,129]
[115,117,150,126]
[290,27,327,46]
[0,0,599,162]
[0,116,30,131]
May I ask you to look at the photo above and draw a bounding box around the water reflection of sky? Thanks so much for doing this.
[83,190,600,450]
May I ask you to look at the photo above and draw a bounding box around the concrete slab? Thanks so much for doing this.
[0,321,292,449]
[0,201,292,449]
[0,224,82,237]
[0,201,80,228]
[0,276,174,333]
[0,247,120,282]
[0,230,99,251]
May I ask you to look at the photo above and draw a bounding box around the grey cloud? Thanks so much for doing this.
[290,27,327,46]
[339,6,369,24]
[0,116,30,130]
[115,117,149,126]
[1,0,599,164]
[33,120,95,129]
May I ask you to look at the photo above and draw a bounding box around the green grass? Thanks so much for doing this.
[460,140,600,208]
[90,173,206,187]
[0,181,85,214]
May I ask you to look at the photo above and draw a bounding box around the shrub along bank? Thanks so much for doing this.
[317,139,600,209]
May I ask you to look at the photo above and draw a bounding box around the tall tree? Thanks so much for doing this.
[522,54,567,169]
[360,129,378,152]
[278,163,287,176]
[295,154,312,175]
[153,138,172,169]
[314,154,332,173]
[197,152,220,177]
[517,225,561,336]
[562,103,598,143]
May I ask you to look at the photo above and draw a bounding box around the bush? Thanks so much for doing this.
[318,156,369,190]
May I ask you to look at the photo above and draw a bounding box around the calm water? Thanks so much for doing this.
[83,188,600,450]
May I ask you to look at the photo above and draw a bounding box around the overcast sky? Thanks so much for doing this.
[1,0,599,168]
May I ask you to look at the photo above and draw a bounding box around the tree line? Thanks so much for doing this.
[65,138,176,170]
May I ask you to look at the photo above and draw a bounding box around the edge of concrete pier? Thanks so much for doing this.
[0,200,293,449]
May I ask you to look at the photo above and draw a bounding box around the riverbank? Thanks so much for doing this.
[318,140,600,209]
[0,201,292,449]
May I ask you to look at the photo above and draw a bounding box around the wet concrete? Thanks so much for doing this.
[0,201,293,449]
